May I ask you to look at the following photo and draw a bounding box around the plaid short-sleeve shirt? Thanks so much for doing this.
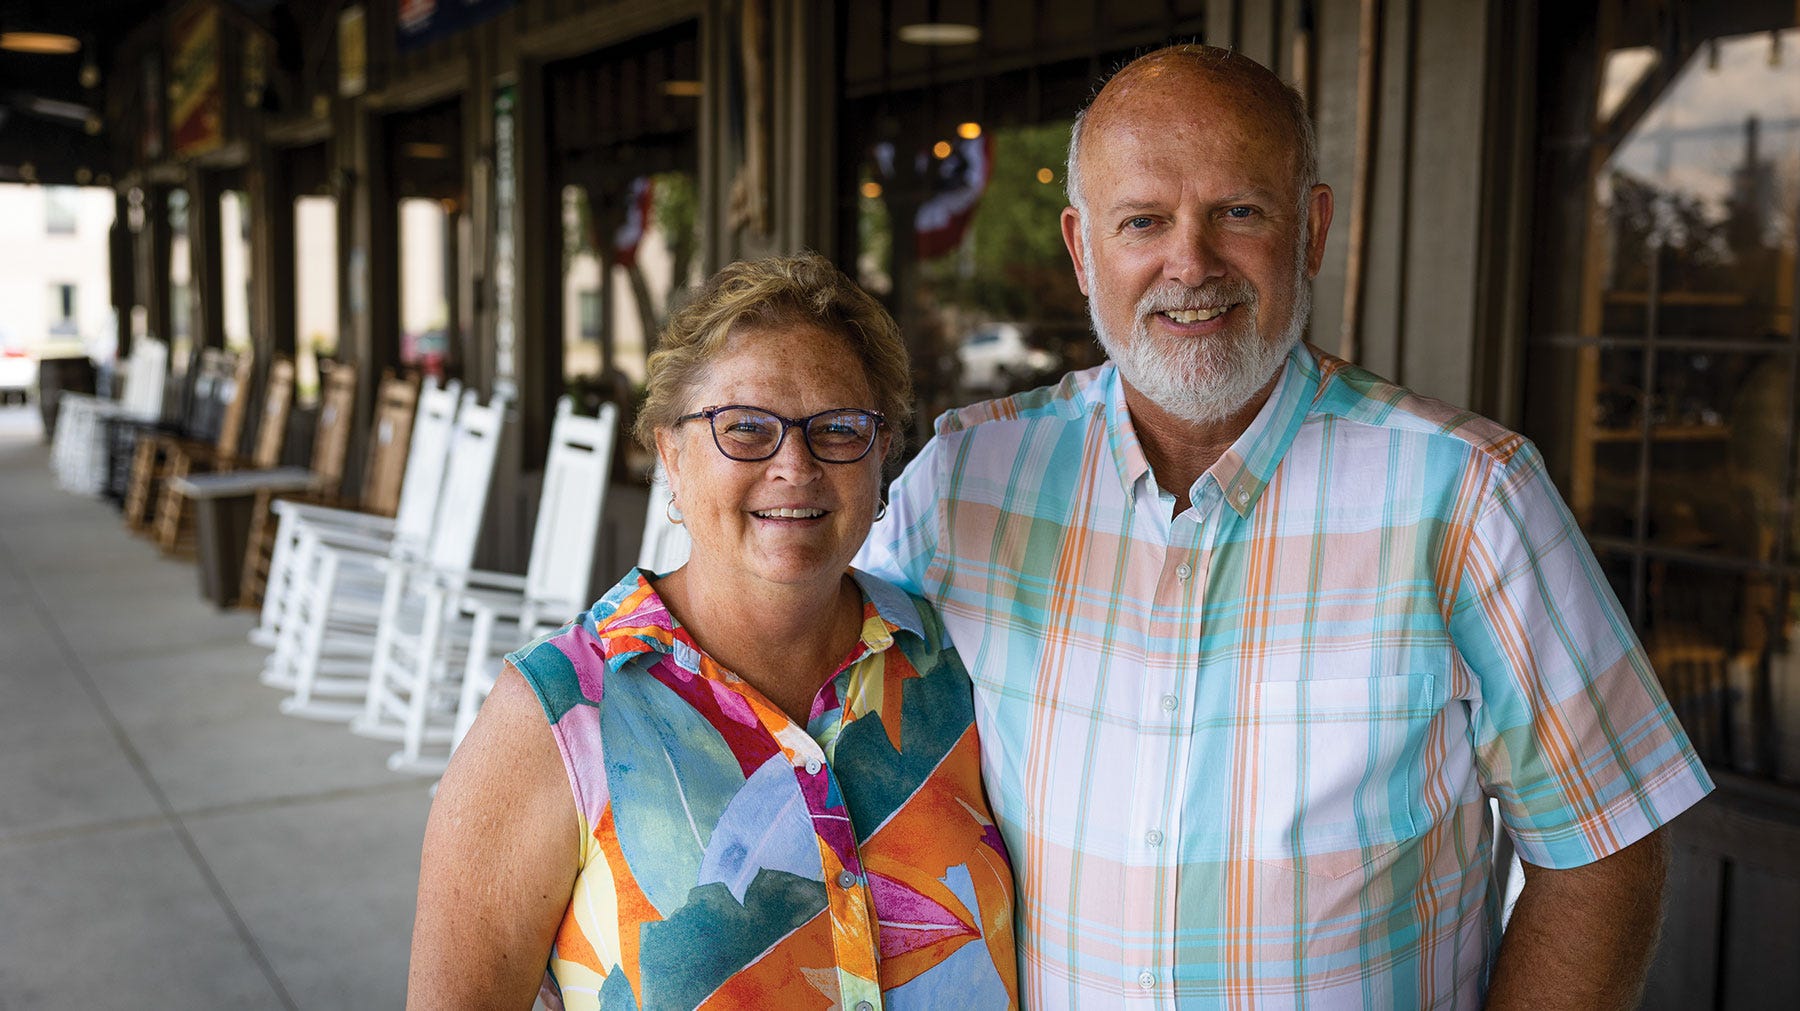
[857,342,1712,1008]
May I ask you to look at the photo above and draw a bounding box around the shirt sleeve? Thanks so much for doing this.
[854,429,948,598]
[1450,440,1713,869]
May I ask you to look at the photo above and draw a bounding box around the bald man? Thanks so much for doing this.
[859,45,1710,1008]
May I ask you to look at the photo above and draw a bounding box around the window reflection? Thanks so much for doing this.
[220,189,252,351]
[560,173,702,388]
[1528,10,1800,781]
[850,113,1091,441]
[295,195,338,403]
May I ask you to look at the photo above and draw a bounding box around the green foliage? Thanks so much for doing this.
[925,122,1081,321]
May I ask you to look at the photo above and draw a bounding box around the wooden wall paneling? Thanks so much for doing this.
[149,186,174,352]
[1641,838,1725,1009]
[1305,0,1358,358]
[1720,863,1800,1007]
[1237,0,1281,70]
[257,154,297,361]
[700,0,728,274]
[1208,0,1241,48]
[777,0,839,254]
[1397,0,1485,405]
[1356,0,1414,382]
[1467,0,1535,426]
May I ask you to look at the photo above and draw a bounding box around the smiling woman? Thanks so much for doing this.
[409,254,1020,1011]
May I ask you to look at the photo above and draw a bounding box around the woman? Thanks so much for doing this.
[409,254,1018,1009]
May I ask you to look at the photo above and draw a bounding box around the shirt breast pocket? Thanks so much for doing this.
[1247,673,1438,879]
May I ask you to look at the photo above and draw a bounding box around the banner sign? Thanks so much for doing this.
[397,0,516,52]
[168,0,223,159]
[491,85,517,400]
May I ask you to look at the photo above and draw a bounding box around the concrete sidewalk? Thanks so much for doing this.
[0,403,434,1008]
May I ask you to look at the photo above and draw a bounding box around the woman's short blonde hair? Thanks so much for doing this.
[635,252,913,461]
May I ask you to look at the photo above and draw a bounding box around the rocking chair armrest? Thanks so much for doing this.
[457,589,579,633]
[274,500,397,534]
[303,528,400,558]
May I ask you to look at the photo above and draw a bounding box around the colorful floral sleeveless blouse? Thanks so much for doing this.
[508,568,1018,1010]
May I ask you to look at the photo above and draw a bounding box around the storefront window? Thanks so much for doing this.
[295,195,338,403]
[219,188,252,351]
[1526,6,1800,780]
[398,196,451,379]
[560,173,701,389]
[834,0,1209,455]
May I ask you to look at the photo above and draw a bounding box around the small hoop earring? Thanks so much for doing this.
[665,498,685,525]
[873,499,888,522]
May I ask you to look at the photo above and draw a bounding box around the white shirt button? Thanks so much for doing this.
[855,1003,874,1011]
[1176,562,1192,581]
[1160,694,1178,712]
[837,870,858,889]
[804,757,821,775]
[1145,829,1164,846]
[1138,970,1156,989]
[1236,489,1250,504]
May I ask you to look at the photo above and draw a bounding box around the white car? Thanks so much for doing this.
[956,323,1060,392]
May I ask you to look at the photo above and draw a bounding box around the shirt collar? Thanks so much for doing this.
[588,567,922,676]
[1209,341,1321,517]
[1099,341,1323,517]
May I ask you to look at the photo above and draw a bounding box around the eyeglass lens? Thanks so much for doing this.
[711,407,878,461]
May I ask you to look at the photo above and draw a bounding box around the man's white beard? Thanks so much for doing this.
[1086,252,1311,426]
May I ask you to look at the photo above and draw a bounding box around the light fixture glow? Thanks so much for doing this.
[932,140,952,159]
[0,32,82,55]
[661,80,703,98]
[859,181,883,199]
[897,23,981,46]
[956,121,981,140]
[1036,167,1055,184]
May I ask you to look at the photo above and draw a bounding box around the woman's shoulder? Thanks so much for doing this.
[508,568,673,723]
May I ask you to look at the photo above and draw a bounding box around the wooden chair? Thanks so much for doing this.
[271,387,492,720]
[376,398,617,773]
[447,400,622,764]
[122,349,247,531]
[153,356,294,554]
[233,364,400,609]
[251,377,452,676]
[166,361,364,607]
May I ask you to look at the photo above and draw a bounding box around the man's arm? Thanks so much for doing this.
[1485,828,1670,1010]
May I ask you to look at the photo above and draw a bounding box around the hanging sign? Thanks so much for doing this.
[397,0,516,53]
[338,6,367,98]
[168,0,223,159]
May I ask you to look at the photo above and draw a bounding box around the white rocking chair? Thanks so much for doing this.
[370,398,618,774]
[272,387,498,721]
[51,338,168,496]
[251,378,459,673]
[448,446,671,759]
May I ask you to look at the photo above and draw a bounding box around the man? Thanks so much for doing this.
[858,45,1712,1008]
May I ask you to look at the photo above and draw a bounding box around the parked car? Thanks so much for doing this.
[0,346,34,405]
[955,322,1060,392]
